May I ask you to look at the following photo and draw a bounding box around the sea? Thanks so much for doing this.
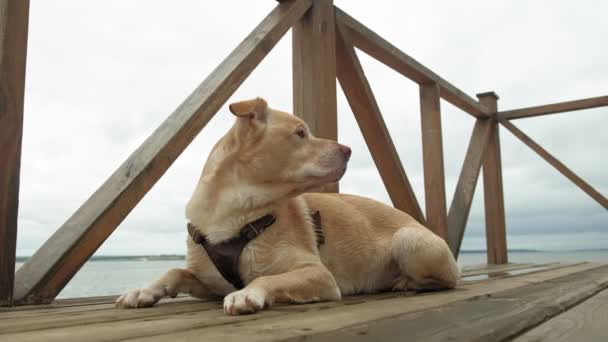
[14,250,608,299]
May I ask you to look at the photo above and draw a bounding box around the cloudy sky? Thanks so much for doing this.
[16,0,607,256]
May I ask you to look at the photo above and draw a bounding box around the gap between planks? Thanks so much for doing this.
[1,263,602,342]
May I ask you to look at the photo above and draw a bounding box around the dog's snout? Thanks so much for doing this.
[339,144,352,161]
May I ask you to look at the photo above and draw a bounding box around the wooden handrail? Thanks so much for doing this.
[499,95,608,120]
[334,7,490,118]
[335,20,425,223]
[12,0,312,305]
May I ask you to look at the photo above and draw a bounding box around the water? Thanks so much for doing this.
[15,250,608,299]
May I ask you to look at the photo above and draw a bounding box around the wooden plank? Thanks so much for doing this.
[478,92,508,264]
[334,7,490,118]
[462,262,582,284]
[0,300,219,334]
[302,265,608,341]
[0,263,600,341]
[447,118,494,257]
[419,83,448,239]
[514,288,608,342]
[335,21,425,223]
[120,263,607,342]
[498,117,608,209]
[12,0,313,305]
[0,0,30,307]
[500,95,608,120]
[292,0,338,192]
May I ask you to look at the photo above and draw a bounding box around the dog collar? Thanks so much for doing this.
[187,214,276,290]
[187,211,324,290]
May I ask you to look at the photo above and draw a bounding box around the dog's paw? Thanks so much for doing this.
[115,288,164,309]
[223,288,266,315]
[392,276,418,292]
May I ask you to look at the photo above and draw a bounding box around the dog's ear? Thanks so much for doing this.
[229,98,268,122]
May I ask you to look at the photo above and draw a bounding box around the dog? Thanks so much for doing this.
[116,98,460,315]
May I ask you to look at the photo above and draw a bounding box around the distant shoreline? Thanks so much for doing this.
[15,248,608,262]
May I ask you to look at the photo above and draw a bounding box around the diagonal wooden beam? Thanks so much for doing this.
[335,21,425,224]
[498,117,608,209]
[0,0,30,307]
[334,7,490,119]
[13,0,312,305]
[447,118,494,257]
[499,95,608,120]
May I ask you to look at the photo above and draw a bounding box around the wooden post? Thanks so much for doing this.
[292,0,338,192]
[478,92,508,264]
[0,0,30,306]
[419,83,447,239]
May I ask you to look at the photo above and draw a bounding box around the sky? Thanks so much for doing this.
[15,0,607,256]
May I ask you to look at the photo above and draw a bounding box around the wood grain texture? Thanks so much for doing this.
[335,7,489,118]
[420,83,448,239]
[0,0,30,307]
[303,265,608,342]
[498,117,608,209]
[478,93,508,265]
[514,288,608,342]
[500,95,608,120]
[91,264,607,342]
[335,21,425,223]
[447,118,493,257]
[1,263,604,342]
[292,0,338,192]
[12,0,312,305]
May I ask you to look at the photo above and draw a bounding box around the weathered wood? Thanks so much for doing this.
[447,118,494,257]
[100,263,606,342]
[335,21,425,223]
[419,83,448,239]
[0,0,30,307]
[1,263,603,342]
[12,0,313,305]
[478,92,508,265]
[303,265,608,342]
[500,95,608,120]
[498,117,608,209]
[292,0,338,192]
[334,7,490,118]
[514,287,608,342]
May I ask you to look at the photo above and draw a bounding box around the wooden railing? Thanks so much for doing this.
[1,0,606,306]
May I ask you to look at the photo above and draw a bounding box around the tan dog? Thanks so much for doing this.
[116,98,459,315]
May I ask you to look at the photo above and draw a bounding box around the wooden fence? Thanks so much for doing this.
[1,0,606,306]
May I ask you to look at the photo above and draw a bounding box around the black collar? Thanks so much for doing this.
[187,211,324,290]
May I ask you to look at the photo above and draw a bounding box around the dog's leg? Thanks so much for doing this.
[390,227,460,291]
[223,265,341,315]
[116,268,210,308]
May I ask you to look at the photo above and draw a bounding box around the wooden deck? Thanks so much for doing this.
[1,262,607,341]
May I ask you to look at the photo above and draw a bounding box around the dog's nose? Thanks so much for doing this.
[339,145,352,161]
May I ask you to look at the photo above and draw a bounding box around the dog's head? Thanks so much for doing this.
[202,98,351,200]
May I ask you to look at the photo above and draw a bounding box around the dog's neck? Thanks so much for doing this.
[185,155,296,244]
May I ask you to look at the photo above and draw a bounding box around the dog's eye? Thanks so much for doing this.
[296,128,306,139]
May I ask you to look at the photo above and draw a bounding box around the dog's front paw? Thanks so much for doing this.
[223,288,266,315]
[116,288,164,309]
